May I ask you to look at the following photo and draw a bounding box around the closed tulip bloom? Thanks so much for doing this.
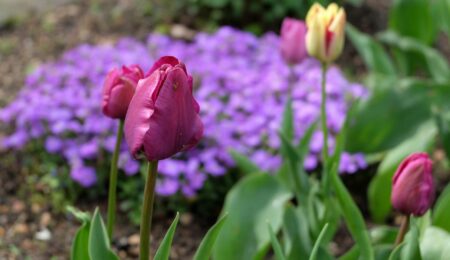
[102,65,144,119]
[391,152,434,216]
[305,3,346,64]
[280,18,307,65]
[124,56,203,161]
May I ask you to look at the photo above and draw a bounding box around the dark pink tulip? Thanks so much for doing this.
[124,56,203,161]
[391,152,434,216]
[102,65,144,119]
[280,18,308,65]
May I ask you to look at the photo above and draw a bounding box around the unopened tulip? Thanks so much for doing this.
[305,3,346,64]
[391,152,434,216]
[280,18,307,65]
[124,56,203,161]
[102,65,144,119]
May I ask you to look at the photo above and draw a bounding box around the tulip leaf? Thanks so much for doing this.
[329,126,374,260]
[420,227,450,260]
[400,218,422,260]
[388,243,405,260]
[389,0,435,45]
[309,223,329,260]
[346,78,432,154]
[212,174,292,260]
[193,214,228,260]
[268,224,287,260]
[378,31,450,83]
[368,122,436,222]
[346,24,396,76]
[282,204,311,260]
[154,213,180,260]
[281,97,294,141]
[432,183,450,232]
[71,220,91,260]
[229,149,262,175]
[88,208,118,260]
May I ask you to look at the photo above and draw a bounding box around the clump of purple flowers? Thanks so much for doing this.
[0,27,367,197]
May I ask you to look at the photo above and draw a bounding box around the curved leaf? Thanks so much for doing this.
[432,183,450,232]
[154,213,180,260]
[72,221,91,260]
[88,209,118,260]
[212,174,292,260]
[193,214,228,260]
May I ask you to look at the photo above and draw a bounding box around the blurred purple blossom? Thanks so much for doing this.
[0,27,367,196]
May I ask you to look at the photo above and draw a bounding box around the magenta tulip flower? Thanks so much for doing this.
[102,64,144,119]
[124,56,203,161]
[391,152,434,216]
[280,18,308,65]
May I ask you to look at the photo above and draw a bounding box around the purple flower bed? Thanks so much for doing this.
[0,27,367,197]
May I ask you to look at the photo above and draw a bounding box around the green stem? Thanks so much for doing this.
[320,63,329,190]
[139,161,159,260]
[106,119,124,240]
[395,215,410,246]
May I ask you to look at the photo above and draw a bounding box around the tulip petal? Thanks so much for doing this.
[142,67,202,161]
[146,56,180,77]
[124,72,162,158]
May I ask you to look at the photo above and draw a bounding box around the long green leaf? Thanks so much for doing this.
[401,218,422,260]
[72,221,91,260]
[346,24,396,76]
[378,31,450,83]
[268,224,287,260]
[212,174,292,260]
[193,214,228,260]
[420,227,450,260]
[88,209,118,260]
[389,0,435,44]
[309,223,329,260]
[330,127,374,260]
[229,149,262,175]
[433,183,450,232]
[282,204,311,260]
[154,213,180,260]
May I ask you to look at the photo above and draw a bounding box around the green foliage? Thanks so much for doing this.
[193,214,228,260]
[88,209,118,260]
[432,183,450,232]
[420,227,450,260]
[308,223,329,260]
[389,0,436,45]
[212,174,292,260]
[71,219,91,260]
[229,149,263,175]
[268,224,287,260]
[154,213,180,260]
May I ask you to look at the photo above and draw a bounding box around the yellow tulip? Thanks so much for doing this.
[305,3,346,64]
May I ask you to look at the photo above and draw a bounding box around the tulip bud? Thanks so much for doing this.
[280,18,308,65]
[124,56,203,161]
[305,3,346,64]
[391,152,434,216]
[102,65,144,119]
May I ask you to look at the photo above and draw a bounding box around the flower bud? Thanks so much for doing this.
[102,64,144,119]
[124,56,203,161]
[305,3,346,64]
[280,18,307,65]
[391,152,434,216]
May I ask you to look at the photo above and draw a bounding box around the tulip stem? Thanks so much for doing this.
[320,63,330,191]
[106,119,124,240]
[395,215,410,246]
[140,160,159,260]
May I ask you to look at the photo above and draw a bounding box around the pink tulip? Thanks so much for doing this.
[124,56,203,161]
[102,65,144,119]
[280,18,308,65]
[391,152,434,216]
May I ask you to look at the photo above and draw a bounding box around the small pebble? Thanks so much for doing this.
[35,228,52,241]
[14,223,29,234]
[128,234,140,246]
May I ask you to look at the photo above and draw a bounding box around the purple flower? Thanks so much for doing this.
[70,165,97,187]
